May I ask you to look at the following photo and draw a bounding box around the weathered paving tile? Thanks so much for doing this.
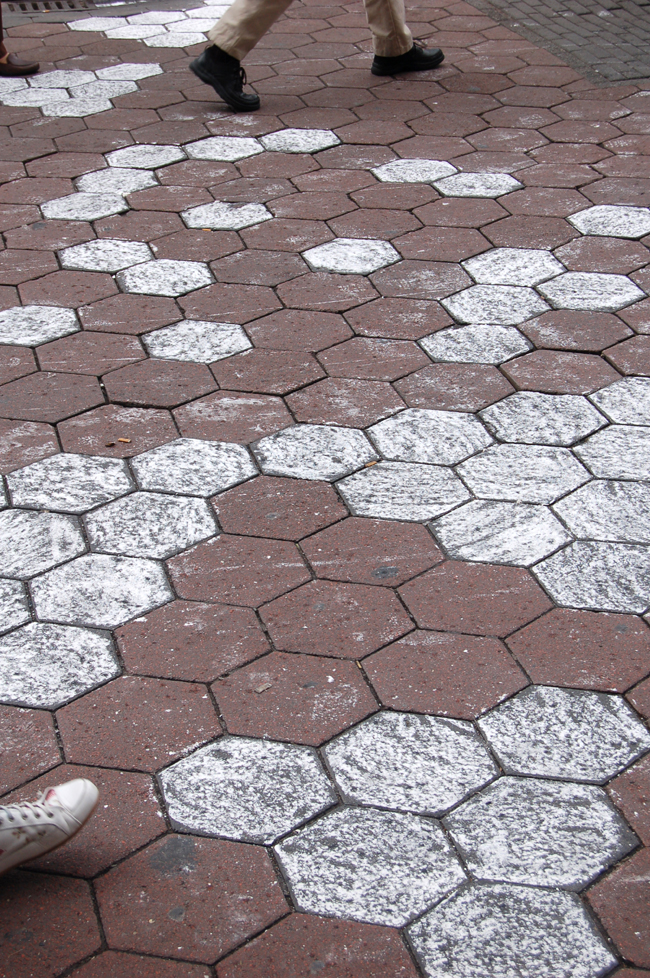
[533,539,650,613]
[77,168,158,195]
[371,159,456,184]
[569,204,650,239]
[131,438,257,496]
[275,807,465,927]
[303,238,399,275]
[457,444,590,504]
[434,172,522,197]
[0,305,78,347]
[7,454,133,513]
[117,259,213,297]
[553,480,650,543]
[260,129,340,153]
[160,737,335,844]
[589,377,650,425]
[462,248,564,287]
[96,62,163,81]
[143,320,251,363]
[182,201,272,230]
[43,97,113,119]
[0,509,85,579]
[323,712,497,816]
[538,272,645,312]
[481,392,607,445]
[106,144,186,169]
[420,323,531,365]
[60,238,153,273]
[184,136,263,162]
[432,500,572,566]
[337,461,470,521]
[0,622,119,708]
[0,579,31,635]
[445,777,637,889]
[29,69,96,88]
[478,685,650,783]
[368,408,492,465]
[573,425,650,479]
[41,193,128,222]
[442,285,549,325]
[253,424,376,481]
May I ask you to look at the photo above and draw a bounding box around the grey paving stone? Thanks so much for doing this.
[142,319,251,363]
[432,500,572,566]
[116,258,213,297]
[589,377,650,425]
[457,444,590,504]
[31,553,172,628]
[481,392,607,446]
[0,510,85,580]
[275,807,465,927]
[43,98,112,119]
[159,737,335,845]
[0,622,119,709]
[445,777,637,889]
[68,16,127,30]
[60,238,153,272]
[420,323,531,365]
[569,204,650,239]
[303,238,399,275]
[85,491,216,559]
[573,425,650,480]
[41,193,128,222]
[73,80,138,100]
[323,712,497,816]
[433,172,522,197]
[253,424,376,481]
[369,409,493,466]
[106,144,186,169]
[538,272,645,312]
[131,438,257,496]
[7,454,133,513]
[184,136,263,162]
[371,159,457,184]
[533,539,650,613]
[182,201,272,230]
[2,88,69,107]
[29,68,95,88]
[478,685,650,783]
[0,305,79,347]
[442,286,549,325]
[145,30,207,47]
[462,249,565,287]
[0,579,30,635]
[260,128,340,153]
[408,882,617,978]
[96,62,163,81]
[554,480,650,543]
[337,461,470,521]
[76,167,158,195]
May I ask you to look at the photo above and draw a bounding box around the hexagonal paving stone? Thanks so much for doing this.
[481,392,607,446]
[184,136,263,162]
[260,129,340,153]
[457,444,590,504]
[553,480,650,543]
[131,438,256,495]
[0,305,78,346]
[159,737,335,844]
[117,259,213,297]
[534,539,650,613]
[303,238,399,276]
[85,491,216,559]
[408,882,616,978]
[443,286,549,325]
[60,238,153,273]
[432,500,572,566]
[96,62,163,80]
[43,96,112,119]
[368,408,492,465]
[31,553,172,628]
[143,320,251,363]
[7,454,133,513]
[337,461,470,521]
[76,168,157,195]
[29,68,95,87]
[478,685,650,783]
[0,510,85,579]
[323,712,497,816]
[0,622,119,708]
[41,193,128,222]
[253,424,376,481]
[106,144,186,169]
[0,579,30,634]
[182,201,272,230]
[445,777,637,889]
[420,324,531,364]
[589,377,650,425]
[434,172,522,197]
[2,87,69,107]
[569,204,650,239]
[371,159,457,184]
[539,272,644,312]
[462,248,565,287]
[275,807,465,927]
[573,425,650,479]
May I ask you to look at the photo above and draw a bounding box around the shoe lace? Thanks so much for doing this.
[233,64,247,94]
[0,797,55,826]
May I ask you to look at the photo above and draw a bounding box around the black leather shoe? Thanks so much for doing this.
[371,41,444,76]
[190,45,260,112]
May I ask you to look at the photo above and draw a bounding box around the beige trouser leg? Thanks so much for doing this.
[208,0,412,61]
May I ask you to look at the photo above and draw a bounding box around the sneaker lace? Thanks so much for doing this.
[0,797,55,826]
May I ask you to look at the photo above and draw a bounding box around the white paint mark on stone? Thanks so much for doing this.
[589,377,650,425]
[253,424,377,481]
[371,159,457,184]
[185,136,264,161]
[538,272,644,312]
[0,580,31,635]
[0,622,120,709]
[182,201,273,230]
[432,500,572,566]
[41,193,128,222]
[117,259,213,297]
[106,144,186,169]
[131,438,257,496]
[369,408,493,465]
[434,172,522,197]
[303,238,399,275]
[260,128,341,154]
[337,461,470,522]
[443,285,549,325]
[479,685,650,782]
[7,454,133,513]
[569,204,650,239]
[60,238,153,272]
[573,425,650,480]
[0,305,78,347]
[534,539,650,613]
[420,323,531,364]
[0,510,85,580]
[143,319,251,363]
[457,444,590,504]
[160,737,335,844]
[76,167,157,195]
[481,392,607,446]
[462,248,565,287]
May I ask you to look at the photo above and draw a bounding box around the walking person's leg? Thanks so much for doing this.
[364,0,444,74]
[0,4,40,76]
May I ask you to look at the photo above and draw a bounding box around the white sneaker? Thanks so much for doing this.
[0,778,99,876]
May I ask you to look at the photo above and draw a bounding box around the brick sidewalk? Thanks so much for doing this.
[0,2,649,976]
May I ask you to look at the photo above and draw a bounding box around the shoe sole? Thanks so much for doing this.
[371,51,445,75]
[190,58,260,113]
[0,793,100,877]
